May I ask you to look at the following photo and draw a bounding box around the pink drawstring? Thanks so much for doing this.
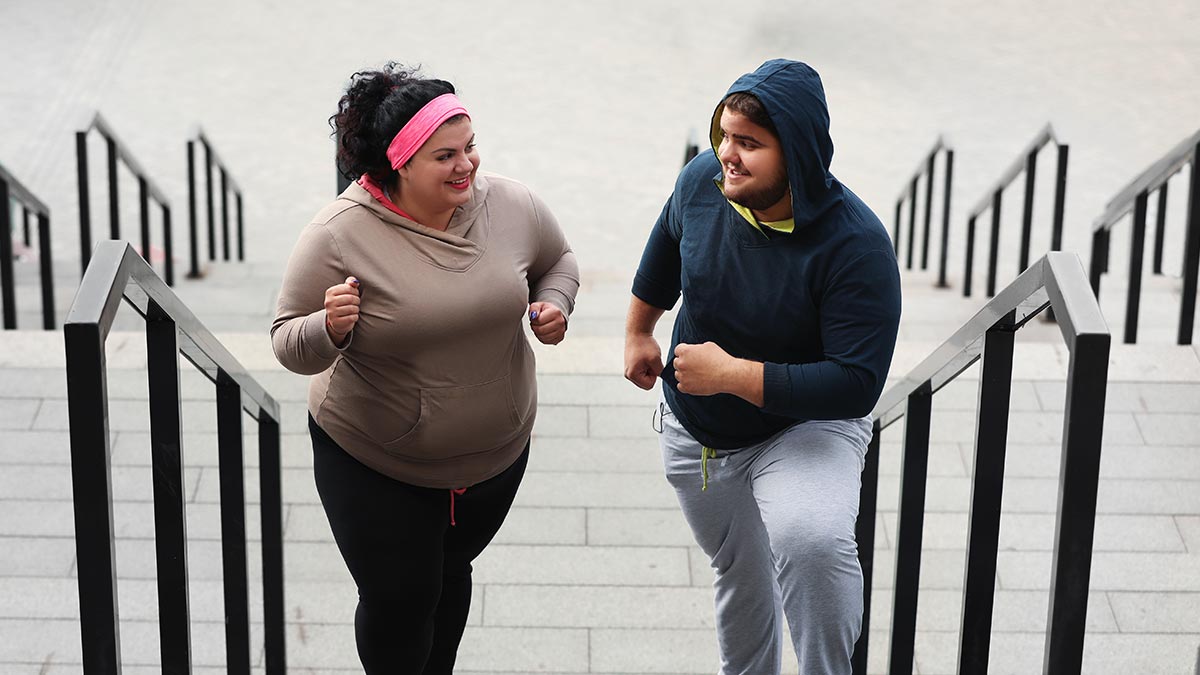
[449,488,467,526]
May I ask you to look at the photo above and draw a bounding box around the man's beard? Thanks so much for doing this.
[726,171,789,212]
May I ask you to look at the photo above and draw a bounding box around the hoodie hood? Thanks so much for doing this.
[709,59,844,228]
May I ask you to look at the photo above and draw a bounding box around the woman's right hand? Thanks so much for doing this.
[324,276,361,346]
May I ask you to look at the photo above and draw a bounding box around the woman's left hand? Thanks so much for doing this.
[528,302,567,345]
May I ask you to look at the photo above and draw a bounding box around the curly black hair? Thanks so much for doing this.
[330,62,457,182]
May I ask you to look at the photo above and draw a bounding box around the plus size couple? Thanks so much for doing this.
[273,58,901,674]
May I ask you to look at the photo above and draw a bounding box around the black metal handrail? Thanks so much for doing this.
[187,127,245,278]
[683,128,701,167]
[963,124,1069,298]
[893,136,955,287]
[1088,128,1200,345]
[851,251,1110,675]
[0,161,55,329]
[76,112,175,285]
[64,240,284,674]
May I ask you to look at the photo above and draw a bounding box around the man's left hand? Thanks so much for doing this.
[673,341,734,396]
[529,302,567,345]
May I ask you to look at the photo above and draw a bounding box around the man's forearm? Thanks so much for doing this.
[626,294,666,336]
[726,358,765,407]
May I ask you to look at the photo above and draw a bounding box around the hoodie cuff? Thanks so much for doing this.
[761,361,791,414]
[534,288,574,320]
[308,309,353,357]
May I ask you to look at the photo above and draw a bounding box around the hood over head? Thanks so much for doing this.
[709,59,844,228]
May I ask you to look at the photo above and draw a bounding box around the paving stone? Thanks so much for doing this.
[0,537,74,577]
[0,430,70,464]
[1036,381,1200,413]
[1109,591,1200,633]
[536,373,659,406]
[588,404,660,439]
[1135,412,1200,446]
[1176,516,1200,553]
[284,622,588,672]
[483,584,714,628]
[889,588,1117,633]
[515,471,679,508]
[998,552,1200,592]
[0,399,40,431]
[883,512,1187,553]
[528,436,664,474]
[532,405,589,438]
[473,545,690,587]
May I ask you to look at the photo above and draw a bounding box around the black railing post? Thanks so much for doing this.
[217,372,253,674]
[163,205,175,287]
[922,154,935,270]
[221,168,230,261]
[1020,151,1038,273]
[1153,182,1168,276]
[906,178,918,270]
[964,216,977,297]
[1043,331,1109,674]
[987,190,1003,297]
[1051,145,1069,252]
[22,206,31,246]
[139,176,151,264]
[938,150,954,289]
[64,319,121,674]
[38,212,54,330]
[107,136,120,241]
[0,179,15,329]
[958,311,1016,674]
[187,140,201,279]
[206,141,216,262]
[1088,229,1109,299]
[236,192,245,262]
[1178,147,1200,345]
[893,200,902,254]
[146,300,193,671]
[77,131,92,275]
[888,382,932,675]
[259,415,287,674]
[1125,192,1149,344]
[851,425,881,675]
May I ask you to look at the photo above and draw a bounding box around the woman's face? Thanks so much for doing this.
[396,116,480,214]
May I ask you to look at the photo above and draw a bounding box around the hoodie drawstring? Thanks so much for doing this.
[701,447,717,491]
[449,488,467,526]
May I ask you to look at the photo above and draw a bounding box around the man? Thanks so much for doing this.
[624,59,901,674]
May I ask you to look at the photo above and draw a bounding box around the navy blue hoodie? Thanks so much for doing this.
[632,59,902,450]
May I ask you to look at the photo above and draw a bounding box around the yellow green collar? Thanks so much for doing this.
[714,178,795,234]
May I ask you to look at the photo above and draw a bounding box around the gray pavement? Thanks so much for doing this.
[3,0,1200,673]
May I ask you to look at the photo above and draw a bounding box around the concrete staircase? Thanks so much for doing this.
[1,248,1198,673]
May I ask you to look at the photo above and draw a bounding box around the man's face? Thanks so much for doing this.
[716,107,790,220]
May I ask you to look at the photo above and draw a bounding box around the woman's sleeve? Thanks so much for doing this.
[526,190,580,317]
[270,224,352,375]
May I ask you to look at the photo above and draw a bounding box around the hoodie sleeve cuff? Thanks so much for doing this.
[534,288,574,320]
[761,361,791,414]
[308,309,353,357]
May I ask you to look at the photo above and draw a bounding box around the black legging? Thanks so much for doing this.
[309,415,528,674]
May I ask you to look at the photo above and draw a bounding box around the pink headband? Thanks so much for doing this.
[385,93,470,169]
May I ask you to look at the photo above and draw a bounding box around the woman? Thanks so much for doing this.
[272,62,579,673]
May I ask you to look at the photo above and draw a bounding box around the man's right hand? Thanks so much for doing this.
[624,333,664,390]
[324,276,361,346]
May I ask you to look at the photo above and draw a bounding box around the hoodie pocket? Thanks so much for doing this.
[383,375,523,461]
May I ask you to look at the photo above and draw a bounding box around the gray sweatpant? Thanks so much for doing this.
[657,400,871,675]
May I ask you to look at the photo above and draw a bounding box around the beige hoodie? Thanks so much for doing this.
[272,173,578,487]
